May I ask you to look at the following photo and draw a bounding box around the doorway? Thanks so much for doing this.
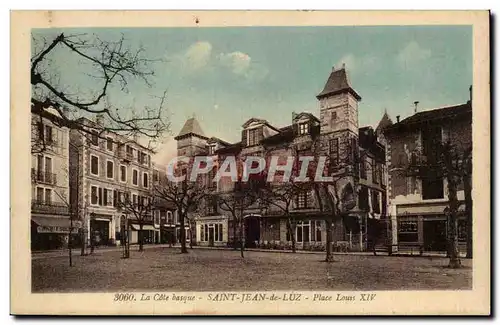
[423,219,447,252]
[244,215,260,248]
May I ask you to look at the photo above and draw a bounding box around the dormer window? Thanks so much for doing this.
[247,128,261,146]
[208,144,217,155]
[299,122,309,135]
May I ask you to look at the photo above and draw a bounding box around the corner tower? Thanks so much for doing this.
[174,117,208,157]
[317,64,361,138]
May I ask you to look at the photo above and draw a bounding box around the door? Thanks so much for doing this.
[423,219,447,252]
[244,216,260,248]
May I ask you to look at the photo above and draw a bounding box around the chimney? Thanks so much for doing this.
[95,114,104,126]
[332,66,335,72]
[62,106,70,117]
[292,111,297,121]
[469,85,473,103]
[342,63,346,69]
[413,101,419,114]
[396,115,400,123]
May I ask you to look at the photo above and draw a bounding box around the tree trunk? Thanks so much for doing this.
[239,217,245,258]
[232,216,238,250]
[463,174,473,258]
[286,218,296,253]
[179,212,188,254]
[139,224,144,252]
[446,175,461,268]
[325,218,334,262]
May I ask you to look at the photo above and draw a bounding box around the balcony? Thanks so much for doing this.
[31,200,69,216]
[31,168,57,185]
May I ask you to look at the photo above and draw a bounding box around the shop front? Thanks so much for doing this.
[196,216,228,247]
[31,216,81,251]
[395,202,467,253]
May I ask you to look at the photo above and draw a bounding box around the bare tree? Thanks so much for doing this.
[154,175,207,254]
[31,32,170,154]
[217,178,262,258]
[307,134,360,262]
[117,191,155,253]
[405,139,472,268]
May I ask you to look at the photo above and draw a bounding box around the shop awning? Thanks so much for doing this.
[130,224,157,231]
[32,216,81,234]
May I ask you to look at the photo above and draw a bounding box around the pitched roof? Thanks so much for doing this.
[316,67,361,101]
[174,117,207,140]
[385,102,471,134]
[207,136,231,146]
[375,110,393,134]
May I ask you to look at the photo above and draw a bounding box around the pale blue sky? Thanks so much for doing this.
[32,26,472,163]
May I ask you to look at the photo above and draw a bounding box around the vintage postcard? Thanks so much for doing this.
[11,10,490,315]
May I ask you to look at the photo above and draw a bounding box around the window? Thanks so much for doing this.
[154,211,160,225]
[106,137,113,151]
[36,187,44,202]
[90,155,99,176]
[106,160,114,179]
[247,128,261,146]
[106,189,113,206]
[153,169,159,183]
[200,225,205,242]
[331,111,337,122]
[422,170,444,200]
[132,194,138,205]
[44,188,52,204]
[120,165,127,182]
[372,161,379,184]
[422,125,442,162]
[45,156,52,172]
[208,144,217,155]
[371,190,381,214]
[299,122,309,135]
[204,224,209,242]
[218,224,223,242]
[296,191,309,209]
[91,186,98,205]
[103,188,108,206]
[329,138,339,167]
[313,220,322,242]
[358,186,370,211]
[90,131,99,146]
[138,151,144,164]
[380,165,386,186]
[143,172,149,188]
[167,211,174,224]
[360,158,367,179]
[132,169,139,186]
[296,221,311,243]
[398,220,418,242]
[45,125,53,143]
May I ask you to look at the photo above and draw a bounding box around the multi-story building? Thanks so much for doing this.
[152,163,183,245]
[176,65,389,251]
[31,107,80,250]
[69,117,155,248]
[384,97,472,253]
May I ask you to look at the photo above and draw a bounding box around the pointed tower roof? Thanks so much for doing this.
[375,110,393,134]
[174,117,207,140]
[316,65,361,101]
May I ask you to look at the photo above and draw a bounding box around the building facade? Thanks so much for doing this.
[31,108,80,251]
[69,117,155,248]
[384,99,472,253]
[176,65,389,251]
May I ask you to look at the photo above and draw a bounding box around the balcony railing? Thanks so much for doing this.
[31,200,69,215]
[31,168,57,185]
